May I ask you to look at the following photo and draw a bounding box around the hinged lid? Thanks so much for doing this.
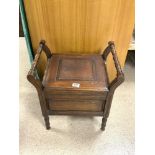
[43,54,109,100]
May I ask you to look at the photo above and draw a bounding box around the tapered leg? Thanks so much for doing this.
[101,117,107,131]
[44,115,50,130]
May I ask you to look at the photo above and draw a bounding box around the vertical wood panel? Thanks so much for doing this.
[24,0,134,81]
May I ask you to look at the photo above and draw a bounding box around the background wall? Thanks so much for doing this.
[24,0,135,81]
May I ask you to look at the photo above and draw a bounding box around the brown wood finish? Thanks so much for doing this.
[49,100,104,111]
[48,111,104,116]
[27,41,124,131]
[43,54,109,93]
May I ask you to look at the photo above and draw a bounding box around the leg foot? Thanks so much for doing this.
[101,117,107,131]
[44,116,50,130]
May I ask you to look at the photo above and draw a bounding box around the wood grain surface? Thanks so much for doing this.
[24,0,134,81]
[49,100,104,111]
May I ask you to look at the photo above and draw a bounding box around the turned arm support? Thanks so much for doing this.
[27,40,52,89]
[102,41,125,92]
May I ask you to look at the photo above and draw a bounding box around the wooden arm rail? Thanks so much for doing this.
[27,40,52,92]
[102,41,124,76]
[27,41,52,126]
[102,41,125,90]
[27,40,52,78]
[102,41,125,123]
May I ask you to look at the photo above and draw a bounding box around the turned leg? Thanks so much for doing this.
[44,115,51,130]
[101,117,107,131]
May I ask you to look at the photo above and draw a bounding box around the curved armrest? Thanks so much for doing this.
[102,41,125,92]
[27,40,52,89]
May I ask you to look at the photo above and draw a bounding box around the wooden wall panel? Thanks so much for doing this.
[24,0,134,81]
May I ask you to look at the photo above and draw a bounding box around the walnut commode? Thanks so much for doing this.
[27,41,124,131]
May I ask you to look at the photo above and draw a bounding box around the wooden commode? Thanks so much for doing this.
[27,40,124,131]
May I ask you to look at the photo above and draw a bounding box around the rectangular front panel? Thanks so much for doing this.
[44,90,107,100]
[49,100,105,112]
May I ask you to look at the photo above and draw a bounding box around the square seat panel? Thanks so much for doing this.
[42,54,109,100]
